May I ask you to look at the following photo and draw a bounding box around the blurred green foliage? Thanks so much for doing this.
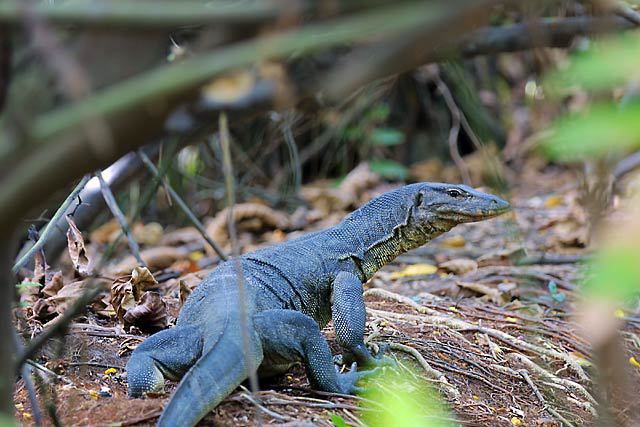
[586,246,640,301]
[543,34,640,161]
[361,369,453,427]
[543,33,640,301]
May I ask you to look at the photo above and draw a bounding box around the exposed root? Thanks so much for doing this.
[388,342,461,400]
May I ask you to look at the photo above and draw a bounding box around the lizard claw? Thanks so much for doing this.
[336,362,381,395]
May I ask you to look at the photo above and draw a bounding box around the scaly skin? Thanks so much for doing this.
[126,182,510,426]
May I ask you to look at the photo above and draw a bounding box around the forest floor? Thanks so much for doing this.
[12,160,640,427]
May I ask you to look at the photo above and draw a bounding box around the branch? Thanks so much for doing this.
[0,0,286,27]
[12,175,90,274]
[96,171,147,268]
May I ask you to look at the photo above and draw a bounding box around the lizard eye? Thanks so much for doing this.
[414,192,424,206]
[446,188,463,198]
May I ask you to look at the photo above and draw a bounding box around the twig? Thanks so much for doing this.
[13,332,43,427]
[96,171,147,268]
[519,369,577,427]
[238,386,292,422]
[120,409,163,426]
[218,113,262,422]
[432,68,472,185]
[136,149,228,261]
[613,1,640,26]
[387,342,461,400]
[13,175,90,274]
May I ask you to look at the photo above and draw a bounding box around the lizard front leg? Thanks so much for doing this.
[254,309,374,394]
[331,271,380,366]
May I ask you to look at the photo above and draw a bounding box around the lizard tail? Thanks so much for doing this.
[157,324,263,427]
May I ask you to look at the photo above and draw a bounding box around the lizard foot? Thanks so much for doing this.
[336,362,381,395]
[337,343,397,369]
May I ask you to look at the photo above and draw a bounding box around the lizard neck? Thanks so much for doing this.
[339,202,454,281]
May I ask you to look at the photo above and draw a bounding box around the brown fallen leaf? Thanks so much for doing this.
[111,267,158,323]
[179,280,192,308]
[132,222,164,246]
[390,264,438,279]
[111,246,189,275]
[205,203,290,255]
[439,258,478,275]
[66,215,90,275]
[123,291,167,331]
[46,278,110,315]
[457,281,509,305]
[42,271,65,297]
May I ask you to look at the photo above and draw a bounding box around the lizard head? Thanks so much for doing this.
[410,182,511,229]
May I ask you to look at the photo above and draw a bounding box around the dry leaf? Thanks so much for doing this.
[457,281,509,305]
[439,235,466,248]
[390,264,438,279]
[179,280,192,308]
[123,291,167,331]
[205,203,289,255]
[111,267,158,322]
[111,246,188,274]
[47,278,108,315]
[439,258,478,275]
[42,271,64,297]
[133,222,163,246]
[90,218,121,244]
[201,70,256,105]
[66,215,90,275]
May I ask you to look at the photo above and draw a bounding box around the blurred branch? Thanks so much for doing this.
[320,0,499,100]
[0,0,288,28]
[12,175,90,274]
[96,171,147,268]
[461,16,634,56]
[218,113,262,420]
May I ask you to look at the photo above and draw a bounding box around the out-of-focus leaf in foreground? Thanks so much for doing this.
[545,34,640,94]
[361,369,453,427]
[585,245,640,301]
[543,103,640,161]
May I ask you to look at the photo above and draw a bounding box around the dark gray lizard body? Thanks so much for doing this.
[126,182,510,426]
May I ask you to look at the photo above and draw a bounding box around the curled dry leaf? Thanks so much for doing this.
[132,222,163,246]
[439,258,478,275]
[46,278,110,316]
[111,246,189,275]
[205,203,290,255]
[122,291,168,331]
[301,163,380,214]
[42,271,65,297]
[457,281,510,305]
[179,280,192,308]
[66,215,90,275]
[111,267,158,323]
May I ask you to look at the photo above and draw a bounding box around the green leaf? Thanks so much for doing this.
[16,281,42,288]
[543,103,640,161]
[361,369,453,427]
[585,246,640,301]
[330,413,349,427]
[545,33,640,94]
[370,159,408,180]
[370,128,404,146]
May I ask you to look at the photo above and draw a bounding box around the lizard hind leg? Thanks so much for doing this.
[254,309,375,394]
[126,324,204,397]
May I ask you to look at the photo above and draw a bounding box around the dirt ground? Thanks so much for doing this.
[13,164,640,426]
